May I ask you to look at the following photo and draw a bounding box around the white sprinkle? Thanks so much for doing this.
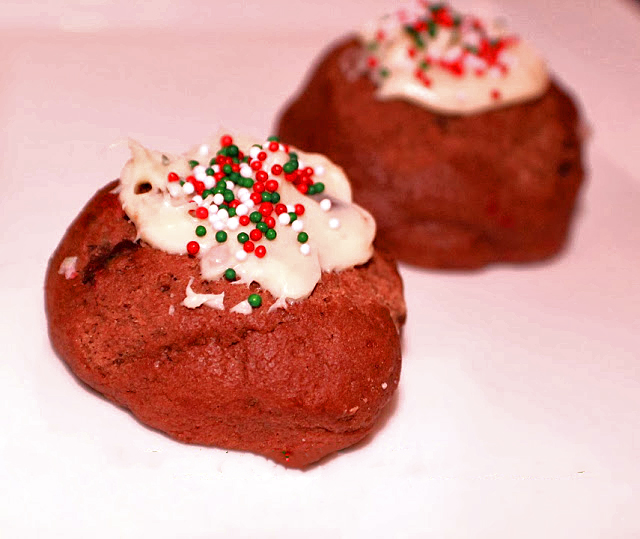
[488,66,502,78]
[279,144,286,152]
[249,146,261,159]
[199,144,209,156]
[278,213,291,225]
[236,250,248,261]
[297,159,305,169]
[203,176,215,189]
[300,244,311,256]
[226,180,234,190]
[191,195,203,205]
[208,205,219,218]
[194,166,206,180]
[315,165,325,176]
[286,204,295,213]
[245,199,255,209]
[213,220,225,231]
[213,193,224,205]
[236,203,249,216]
[182,182,195,195]
[227,217,239,230]
[217,208,229,221]
[237,188,250,202]
[168,183,182,198]
[329,218,341,229]
[320,198,332,211]
[292,219,304,232]
[381,382,388,390]
[240,165,252,178]
[213,165,220,173]
[168,305,175,315]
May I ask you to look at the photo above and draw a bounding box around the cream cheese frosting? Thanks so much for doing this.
[119,135,375,303]
[358,2,549,115]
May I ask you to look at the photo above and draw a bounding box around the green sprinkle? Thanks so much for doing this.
[288,212,297,223]
[188,160,199,169]
[256,221,268,233]
[202,189,212,199]
[206,167,215,176]
[229,172,241,183]
[265,228,277,241]
[288,151,298,159]
[227,206,236,217]
[250,211,262,223]
[307,184,316,195]
[270,192,281,203]
[223,164,233,175]
[209,157,217,166]
[267,136,280,142]
[223,189,235,203]
[404,25,425,48]
[195,225,207,237]
[243,178,255,188]
[248,293,262,308]
[314,182,325,193]
[283,161,297,174]
[367,41,379,51]
[297,232,309,243]
[428,20,437,38]
[215,230,227,243]
[224,268,236,281]
[237,232,249,244]
[216,179,227,189]
[227,145,239,157]
[380,68,391,78]
[261,192,272,202]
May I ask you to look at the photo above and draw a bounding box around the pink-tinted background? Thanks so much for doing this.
[1,1,639,537]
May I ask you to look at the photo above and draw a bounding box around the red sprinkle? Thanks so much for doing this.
[265,179,279,192]
[256,170,268,182]
[168,172,179,182]
[294,204,305,216]
[275,203,287,215]
[243,241,255,253]
[255,245,266,258]
[264,216,276,228]
[259,202,274,216]
[195,207,209,219]
[220,134,233,147]
[250,229,262,241]
[239,215,250,226]
[253,181,265,193]
[186,241,200,255]
[250,192,262,204]
[271,164,283,176]
[257,151,267,161]
[250,160,262,171]
[491,89,502,100]
[268,141,279,152]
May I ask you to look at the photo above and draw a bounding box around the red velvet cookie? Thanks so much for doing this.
[46,136,406,468]
[277,3,585,269]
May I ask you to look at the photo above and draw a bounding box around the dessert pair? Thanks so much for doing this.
[46,2,584,468]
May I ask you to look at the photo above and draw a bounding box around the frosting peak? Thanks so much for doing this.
[358,2,549,114]
[119,135,375,303]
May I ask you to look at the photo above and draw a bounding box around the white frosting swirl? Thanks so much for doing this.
[358,2,549,115]
[119,137,375,301]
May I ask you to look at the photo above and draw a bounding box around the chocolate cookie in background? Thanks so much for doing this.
[46,135,406,469]
[276,1,586,269]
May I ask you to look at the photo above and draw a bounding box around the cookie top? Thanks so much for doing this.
[355,1,548,114]
[119,135,375,304]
